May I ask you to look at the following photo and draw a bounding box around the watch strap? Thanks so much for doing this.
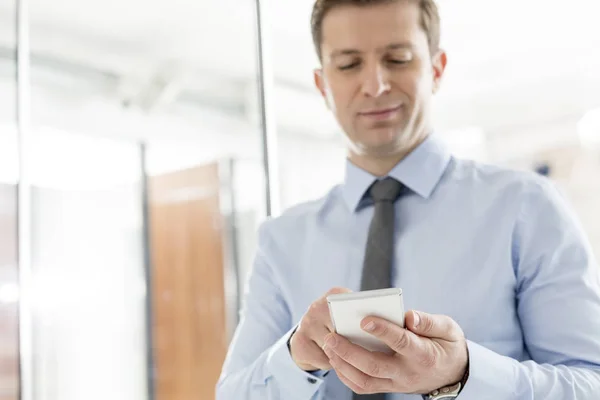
[423,382,461,400]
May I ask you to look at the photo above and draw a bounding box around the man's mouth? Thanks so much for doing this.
[358,105,402,120]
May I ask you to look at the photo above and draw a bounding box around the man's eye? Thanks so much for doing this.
[338,62,360,70]
[388,59,409,65]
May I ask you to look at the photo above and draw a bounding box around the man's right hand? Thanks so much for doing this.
[289,287,352,371]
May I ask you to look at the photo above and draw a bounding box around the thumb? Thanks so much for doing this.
[406,310,463,341]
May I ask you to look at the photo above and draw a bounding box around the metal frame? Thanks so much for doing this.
[140,144,156,400]
[16,0,33,399]
[254,0,281,218]
[217,158,242,334]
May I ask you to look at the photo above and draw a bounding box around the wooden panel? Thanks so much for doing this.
[0,184,18,400]
[149,163,227,400]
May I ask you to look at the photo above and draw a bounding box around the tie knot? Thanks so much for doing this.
[369,177,403,203]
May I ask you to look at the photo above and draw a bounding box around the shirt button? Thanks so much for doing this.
[307,377,317,384]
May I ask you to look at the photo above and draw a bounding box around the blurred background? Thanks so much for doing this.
[0,0,599,399]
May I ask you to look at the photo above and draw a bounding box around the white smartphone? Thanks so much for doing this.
[327,288,404,354]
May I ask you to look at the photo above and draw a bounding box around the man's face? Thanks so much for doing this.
[314,1,446,158]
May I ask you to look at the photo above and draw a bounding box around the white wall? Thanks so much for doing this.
[277,135,347,210]
[28,133,147,400]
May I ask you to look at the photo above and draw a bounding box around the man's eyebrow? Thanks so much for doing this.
[386,42,414,50]
[330,48,361,58]
[329,42,414,58]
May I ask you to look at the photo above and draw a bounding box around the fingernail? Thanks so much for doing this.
[413,311,420,328]
[326,335,337,348]
[364,321,376,332]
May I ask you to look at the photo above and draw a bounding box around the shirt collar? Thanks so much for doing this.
[342,134,452,212]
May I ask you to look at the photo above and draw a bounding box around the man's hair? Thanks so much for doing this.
[310,0,441,61]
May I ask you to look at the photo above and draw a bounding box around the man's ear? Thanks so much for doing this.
[314,68,330,109]
[431,50,447,94]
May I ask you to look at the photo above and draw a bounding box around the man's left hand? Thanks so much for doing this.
[322,310,468,395]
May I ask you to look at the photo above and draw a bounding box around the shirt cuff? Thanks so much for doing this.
[458,340,520,400]
[310,369,330,378]
[266,326,326,399]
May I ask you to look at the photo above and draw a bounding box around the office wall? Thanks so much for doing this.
[27,133,146,400]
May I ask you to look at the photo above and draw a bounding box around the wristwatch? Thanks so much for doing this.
[422,381,462,400]
[422,361,469,400]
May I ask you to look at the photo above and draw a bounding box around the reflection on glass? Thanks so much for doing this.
[0,0,19,399]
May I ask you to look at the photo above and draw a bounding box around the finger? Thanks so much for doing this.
[360,316,424,356]
[326,347,392,394]
[292,333,332,370]
[311,287,352,332]
[312,324,333,349]
[323,333,397,379]
[302,309,335,348]
[405,311,463,341]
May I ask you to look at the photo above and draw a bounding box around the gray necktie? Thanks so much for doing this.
[360,177,403,292]
[354,177,402,400]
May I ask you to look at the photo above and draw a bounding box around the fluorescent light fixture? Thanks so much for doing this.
[578,108,600,148]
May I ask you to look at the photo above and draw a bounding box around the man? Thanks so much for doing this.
[216,0,600,399]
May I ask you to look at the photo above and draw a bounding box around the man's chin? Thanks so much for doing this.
[358,141,404,158]
[364,132,403,150]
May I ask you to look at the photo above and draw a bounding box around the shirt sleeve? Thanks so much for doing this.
[458,177,600,399]
[216,222,327,400]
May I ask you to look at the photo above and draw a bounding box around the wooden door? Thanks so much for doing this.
[149,162,227,400]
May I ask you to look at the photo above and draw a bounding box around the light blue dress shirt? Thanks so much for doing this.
[216,134,600,400]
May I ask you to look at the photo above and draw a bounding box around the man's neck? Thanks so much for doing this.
[348,137,426,177]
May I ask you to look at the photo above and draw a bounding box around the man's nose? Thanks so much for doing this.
[361,63,391,98]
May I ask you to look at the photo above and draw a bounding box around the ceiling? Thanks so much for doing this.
[0,0,599,161]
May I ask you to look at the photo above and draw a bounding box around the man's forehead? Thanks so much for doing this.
[321,1,420,30]
[320,3,422,48]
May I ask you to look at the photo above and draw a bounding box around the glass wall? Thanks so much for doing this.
[23,0,268,399]
[141,1,267,397]
[0,1,19,399]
